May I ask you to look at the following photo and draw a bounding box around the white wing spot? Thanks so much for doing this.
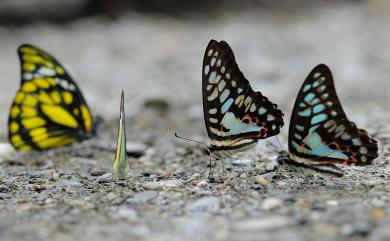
[209,108,217,114]
[207,49,213,56]
[216,59,221,67]
[313,72,321,78]
[209,118,218,124]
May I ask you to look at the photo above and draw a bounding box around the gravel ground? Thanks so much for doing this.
[0,2,390,241]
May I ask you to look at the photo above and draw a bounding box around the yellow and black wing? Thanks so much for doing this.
[8,44,94,150]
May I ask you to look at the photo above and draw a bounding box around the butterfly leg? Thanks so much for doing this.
[221,155,226,176]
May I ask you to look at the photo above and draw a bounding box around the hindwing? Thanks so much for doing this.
[288,64,378,165]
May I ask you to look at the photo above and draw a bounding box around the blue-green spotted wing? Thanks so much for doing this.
[202,40,284,153]
[288,64,378,166]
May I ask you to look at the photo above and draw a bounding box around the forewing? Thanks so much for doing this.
[202,40,284,149]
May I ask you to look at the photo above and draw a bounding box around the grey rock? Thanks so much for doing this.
[234,216,293,231]
[126,142,148,156]
[266,160,278,171]
[57,179,83,188]
[186,197,220,212]
[0,193,12,199]
[128,191,158,204]
[232,159,254,166]
[142,180,183,190]
[261,197,283,211]
[97,173,113,183]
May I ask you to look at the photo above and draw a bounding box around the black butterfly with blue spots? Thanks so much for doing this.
[282,64,378,175]
[202,40,284,155]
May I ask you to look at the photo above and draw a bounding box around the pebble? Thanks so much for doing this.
[266,160,278,171]
[29,170,53,179]
[187,197,220,212]
[383,165,390,175]
[0,143,14,158]
[89,167,106,176]
[254,176,269,187]
[261,197,283,211]
[197,180,208,187]
[113,207,139,221]
[371,198,386,208]
[57,179,83,188]
[326,200,339,207]
[128,191,158,204]
[142,180,182,190]
[126,142,148,156]
[97,173,113,183]
[232,159,254,166]
[0,193,12,199]
[234,216,293,231]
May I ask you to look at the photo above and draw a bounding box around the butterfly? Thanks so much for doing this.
[8,44,96,151]
[281,64,378,176]
[113,91,129,181]
[202,39,284,156]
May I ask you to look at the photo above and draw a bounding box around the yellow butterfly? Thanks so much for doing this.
[8,44,96,151]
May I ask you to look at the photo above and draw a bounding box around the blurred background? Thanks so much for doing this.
[0,0,389,143]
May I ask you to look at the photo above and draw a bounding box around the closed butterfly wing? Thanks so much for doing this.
[288,64,378,166]
[8,44,94,150]
[203,40,284,153]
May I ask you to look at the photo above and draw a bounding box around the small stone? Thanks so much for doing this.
[234,216,293,231]
[239,172,247,178]
[197,180,208,187]
[0,193,12,199]
[126,142,148,156]
[250,190,261,198]
[383,165,390,175]
[266,160,278,171]
[57,179,83,188]
[142,180,182,190]
[187,197,220,212]
[97,173,113,183]
[261,197,283,211]
[128,191,158,204]
[0,143,14,158]
[89,167,106,176]
[371,208,386,220]
[114,207,138,221]
[29,170,53,179]
[371,198,386,208]
[254,176,269,187]
[232,159,254,166]
[326,200,339,207]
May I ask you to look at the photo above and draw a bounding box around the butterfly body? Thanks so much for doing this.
[202,40,284,155]
[8,44,95,151]
[286,64,378,171]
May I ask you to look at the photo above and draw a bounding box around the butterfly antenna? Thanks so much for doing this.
[174,133,210,153]
[174,133,222,160]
